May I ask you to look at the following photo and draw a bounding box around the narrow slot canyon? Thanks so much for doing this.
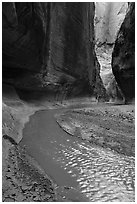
[94,2,128,103]
[2,2,135,202]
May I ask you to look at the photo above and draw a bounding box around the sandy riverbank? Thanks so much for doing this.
[2,85,135,201]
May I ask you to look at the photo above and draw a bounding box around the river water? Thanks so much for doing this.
[20,108,135,202]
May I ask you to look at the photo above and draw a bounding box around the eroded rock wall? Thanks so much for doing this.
[94,2,129,102]
[3,2,98,97]
[112,3,135,102]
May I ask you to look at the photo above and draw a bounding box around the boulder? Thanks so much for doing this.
[112,3,135,102]
[3,2,99,98]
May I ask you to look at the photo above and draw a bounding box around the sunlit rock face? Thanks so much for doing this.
[94,2,128,102]
[94,2,128,45]
[3,2,98,97]
[112,3,135,102]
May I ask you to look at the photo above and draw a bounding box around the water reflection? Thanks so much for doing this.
[21,109,135,202]
[52,138,135,201]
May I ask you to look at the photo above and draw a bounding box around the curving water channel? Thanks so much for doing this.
[20,108,135,202]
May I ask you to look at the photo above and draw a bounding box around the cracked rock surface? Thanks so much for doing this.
[2,135,56,202]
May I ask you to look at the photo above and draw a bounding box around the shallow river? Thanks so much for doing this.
[20,108,135,202]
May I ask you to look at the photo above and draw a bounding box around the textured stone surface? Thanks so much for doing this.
[93,57,108,101]
[3,2,98,97]
[2,135,56,202]
[95,45,124,102]
[94,3,128,102]
[112,3,135,102]
[94,2,128,45]
[56,105,135,156]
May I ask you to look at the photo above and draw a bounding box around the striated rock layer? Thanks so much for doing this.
[3,2,100,98]
[112,3,135,102]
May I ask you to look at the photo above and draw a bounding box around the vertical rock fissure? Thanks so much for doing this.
[94,2,128,102]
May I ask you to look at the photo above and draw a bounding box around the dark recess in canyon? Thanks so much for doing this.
[3,2,106,99]
[2,2,135,101]
[112,2,135,103]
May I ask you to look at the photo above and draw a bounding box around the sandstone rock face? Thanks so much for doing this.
[3,2,98,97]
[94,2,129,102]
[94,2,128,45]
[93,57,108,101]
[112,3,135,102]
[95,45,124,102]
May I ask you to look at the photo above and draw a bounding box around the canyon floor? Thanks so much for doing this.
[2,85,135,202]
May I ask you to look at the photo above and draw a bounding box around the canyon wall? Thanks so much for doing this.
[3,2,102,98]
[94,2,128,45]
[94,2,132,102]
[112,3,135,102]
